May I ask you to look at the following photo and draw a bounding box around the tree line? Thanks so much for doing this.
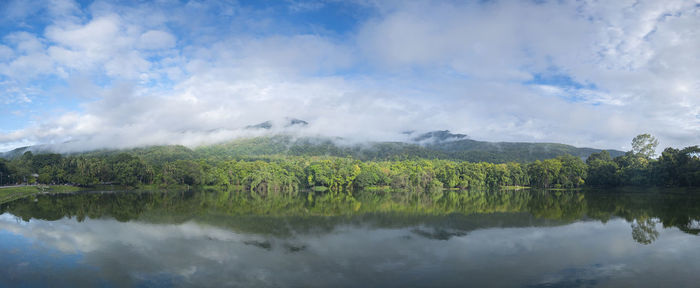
[0,134,697,193]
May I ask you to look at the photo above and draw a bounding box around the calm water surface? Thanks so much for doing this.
[1,189,699,287]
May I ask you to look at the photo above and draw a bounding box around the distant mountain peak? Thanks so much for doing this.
[412,130,468,143]
[285,118,308,127]
[245,118,309,130]
[246,121,273,130]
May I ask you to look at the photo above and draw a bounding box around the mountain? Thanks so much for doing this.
[246,118,309,130]
[0,145,57,160]
[246,121,273,130]
[1,130,626,163]
[193,133,625,163]
[411,130,468,143]
[426,138,624,163]
[286,118,308,127]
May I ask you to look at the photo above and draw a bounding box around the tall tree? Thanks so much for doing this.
[631,133,659,159]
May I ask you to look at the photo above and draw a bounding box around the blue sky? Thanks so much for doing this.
[0,0,698,152]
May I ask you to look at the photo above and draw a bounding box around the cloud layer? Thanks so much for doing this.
[0,0,698,152]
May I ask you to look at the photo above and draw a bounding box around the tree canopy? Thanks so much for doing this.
[0,134,697,192]
[632,133,659,159]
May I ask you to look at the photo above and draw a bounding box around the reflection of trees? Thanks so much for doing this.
[1,188,700,242]
[526,190,587,221]
[631,218,660,245]
[678,222,700,235]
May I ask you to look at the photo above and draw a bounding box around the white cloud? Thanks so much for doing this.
[357,1,593,80]
[137,30,176,50]
[0,0,698,152]
[5,31,46,53]
[354,0,700,149]
[0,45,14,60]
[0,53,54,80]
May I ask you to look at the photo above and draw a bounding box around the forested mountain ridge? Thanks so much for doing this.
[426,139,624,163]
[196,135,626,163]
[0,133,625,164]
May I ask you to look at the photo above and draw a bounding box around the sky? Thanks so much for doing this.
[0,0,698,152]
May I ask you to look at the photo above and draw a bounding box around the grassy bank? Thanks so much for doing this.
[0,185,85,204]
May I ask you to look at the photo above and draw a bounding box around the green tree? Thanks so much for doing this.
[0,159,10,185]
[615,153,650,186]
[586,150,612,164]
[586,158,619,186]
[631,133,658,159]
[527,159,562,188]
[653,146,700,187]
[558,155,587,188]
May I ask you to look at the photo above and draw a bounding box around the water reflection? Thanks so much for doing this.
[0,189,699,287]
[2,188,699,242]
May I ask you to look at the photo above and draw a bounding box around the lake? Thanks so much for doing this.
[1,188,699,287]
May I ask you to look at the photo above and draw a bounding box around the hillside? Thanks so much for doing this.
[0,133,625,163]
[194,134,625,163]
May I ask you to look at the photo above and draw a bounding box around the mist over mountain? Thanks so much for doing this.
[411,130,469,143]
[190,134,625,163]
[0,123,625,163]
[246,118,309,130]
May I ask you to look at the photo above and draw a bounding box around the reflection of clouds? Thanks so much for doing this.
[690,220,700,229]
[532,263,627,287]
[0,215,248,254]
[1,215,700,287]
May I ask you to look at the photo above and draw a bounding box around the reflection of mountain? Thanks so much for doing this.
[2,189,699,243]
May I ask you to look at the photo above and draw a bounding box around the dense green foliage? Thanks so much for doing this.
[585,146,700,187]
[0,152,534,192]
[0,135,697,192]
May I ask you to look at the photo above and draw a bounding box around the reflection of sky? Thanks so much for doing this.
[1,213,700,287]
